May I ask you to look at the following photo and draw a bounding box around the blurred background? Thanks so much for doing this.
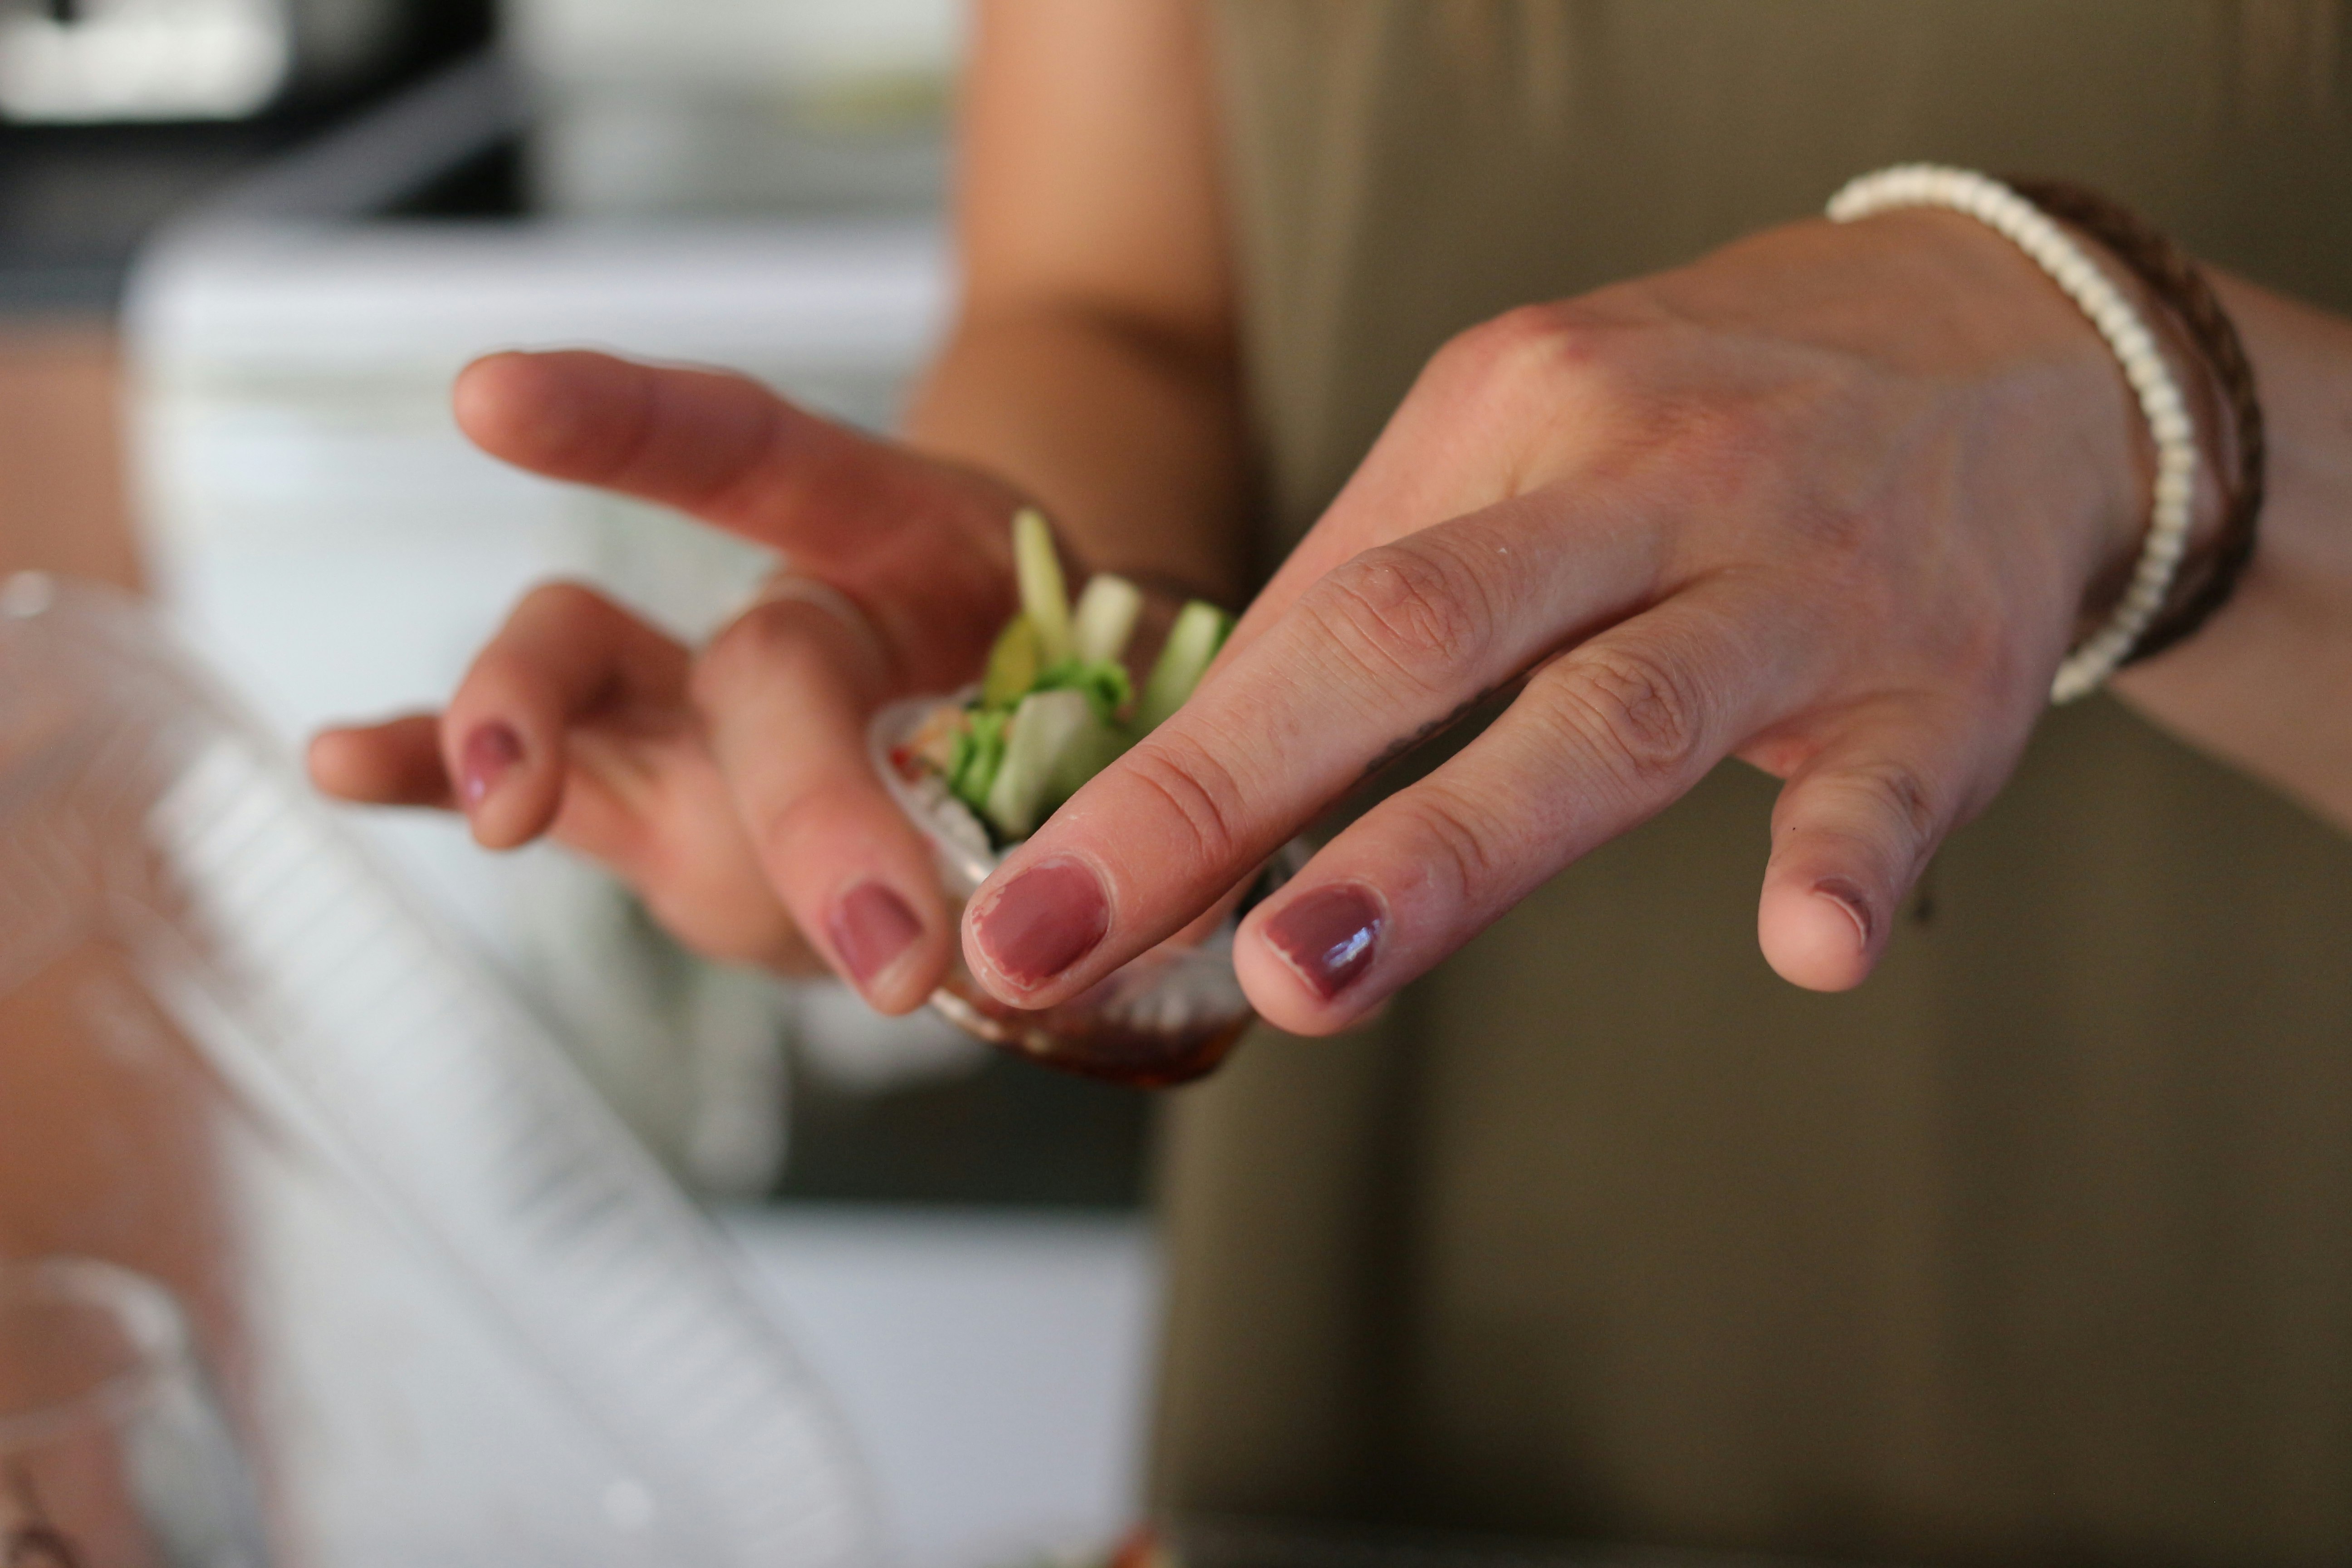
[0,1,1161,1562]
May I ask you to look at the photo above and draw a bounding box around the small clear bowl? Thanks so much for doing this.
[869,693,1295,1087]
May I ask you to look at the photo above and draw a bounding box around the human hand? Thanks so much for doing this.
[962,209,2196,1032]
[310,349,1033,1011]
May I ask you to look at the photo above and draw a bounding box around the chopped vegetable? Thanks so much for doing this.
[1034,655,1132,725]
[981,613,1042,709]
[949,706,1010,809]
[1071,573,1144,664]
[1013,507,1073,662]
[910,510,1235,846]
[985,689,1101,838]
[1138,599,1234,732]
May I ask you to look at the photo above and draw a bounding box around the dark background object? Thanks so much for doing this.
[0,0,497,312]
[778,1052,1153,1210]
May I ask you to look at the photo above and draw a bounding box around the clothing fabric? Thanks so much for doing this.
[1150,6,2352,1564]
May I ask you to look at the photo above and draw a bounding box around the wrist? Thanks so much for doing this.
[1827,168,2244,698]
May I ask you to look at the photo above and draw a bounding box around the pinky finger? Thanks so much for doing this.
[1755,709,1989,991]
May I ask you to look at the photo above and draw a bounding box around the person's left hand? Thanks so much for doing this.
[955,207,2194,1034]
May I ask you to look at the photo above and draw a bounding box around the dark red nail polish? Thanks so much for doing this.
[976,859,1109,985]
[830,882,922,988]
[1265,883,1384,1000]
[459,723,523,808]
[1813,877,1874,946]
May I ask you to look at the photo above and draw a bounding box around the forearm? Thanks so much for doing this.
[900,0,1247,608]
[2111,275,2352,832]
[901,304,1251,604]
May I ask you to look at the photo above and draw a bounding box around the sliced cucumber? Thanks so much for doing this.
[1071,572,1144,664]
[985,688,1098,839]
[1012,507,1073,663]
[1049,712,1130,802]
[1137,600,1234,733]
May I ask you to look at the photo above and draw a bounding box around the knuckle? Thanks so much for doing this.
[1393,786,1506,906]
[515,578,612,625]
[1119,727,1250,870]
[471,582,627,706]
[692,600,820,701]
[1551,641,1707,787]
[743,776,853,874]
[1432,304,1601,414]
[1847,757,1942,847]
[1308,541,1493,697]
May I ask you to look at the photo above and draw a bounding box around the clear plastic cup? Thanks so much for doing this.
[870,693,1296,1087]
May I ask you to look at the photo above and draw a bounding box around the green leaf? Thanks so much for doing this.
[1034,656,1133,725]
[949,706,1010,814]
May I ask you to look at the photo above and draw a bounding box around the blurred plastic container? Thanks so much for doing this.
[0,573,881,1566]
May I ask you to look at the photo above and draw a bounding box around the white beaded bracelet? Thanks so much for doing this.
[1826,164,2199,704]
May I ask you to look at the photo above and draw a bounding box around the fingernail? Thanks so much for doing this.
[975,858,1109,986]
[1814,877,1874,949]
[459,723,523,808]
[829,882,922,989]
[1265,883,1384,1001]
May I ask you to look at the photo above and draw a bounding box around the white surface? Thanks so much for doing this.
[726,1207,1162,1568]
[509,0,960,93]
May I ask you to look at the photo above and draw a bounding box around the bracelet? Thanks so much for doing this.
[2005,178,2264,666]
[1826,164,2199,704]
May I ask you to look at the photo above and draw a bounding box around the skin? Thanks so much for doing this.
[313,0,2352,1038]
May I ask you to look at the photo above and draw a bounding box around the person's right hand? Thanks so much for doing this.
[308,348,1033,1013]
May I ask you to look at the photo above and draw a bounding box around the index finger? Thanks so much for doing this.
[959,488,1672,1008]
[453,351,1020,683]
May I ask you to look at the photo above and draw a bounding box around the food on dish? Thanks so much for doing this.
[872,509,1289,1086]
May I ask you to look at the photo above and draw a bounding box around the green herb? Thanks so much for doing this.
[1034,656,1132,725]
[948,706,1010,814]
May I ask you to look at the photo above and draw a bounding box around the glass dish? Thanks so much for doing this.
[870,694,1296,1087]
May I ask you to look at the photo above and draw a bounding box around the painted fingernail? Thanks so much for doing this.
[829,882,922,989]
[1265,883,1384,1000]
[975,858,1109,986]
[1813,878,1874,949]
[459,723,523,808]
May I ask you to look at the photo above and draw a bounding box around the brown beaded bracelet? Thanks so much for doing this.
[2007,177,2267,665]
